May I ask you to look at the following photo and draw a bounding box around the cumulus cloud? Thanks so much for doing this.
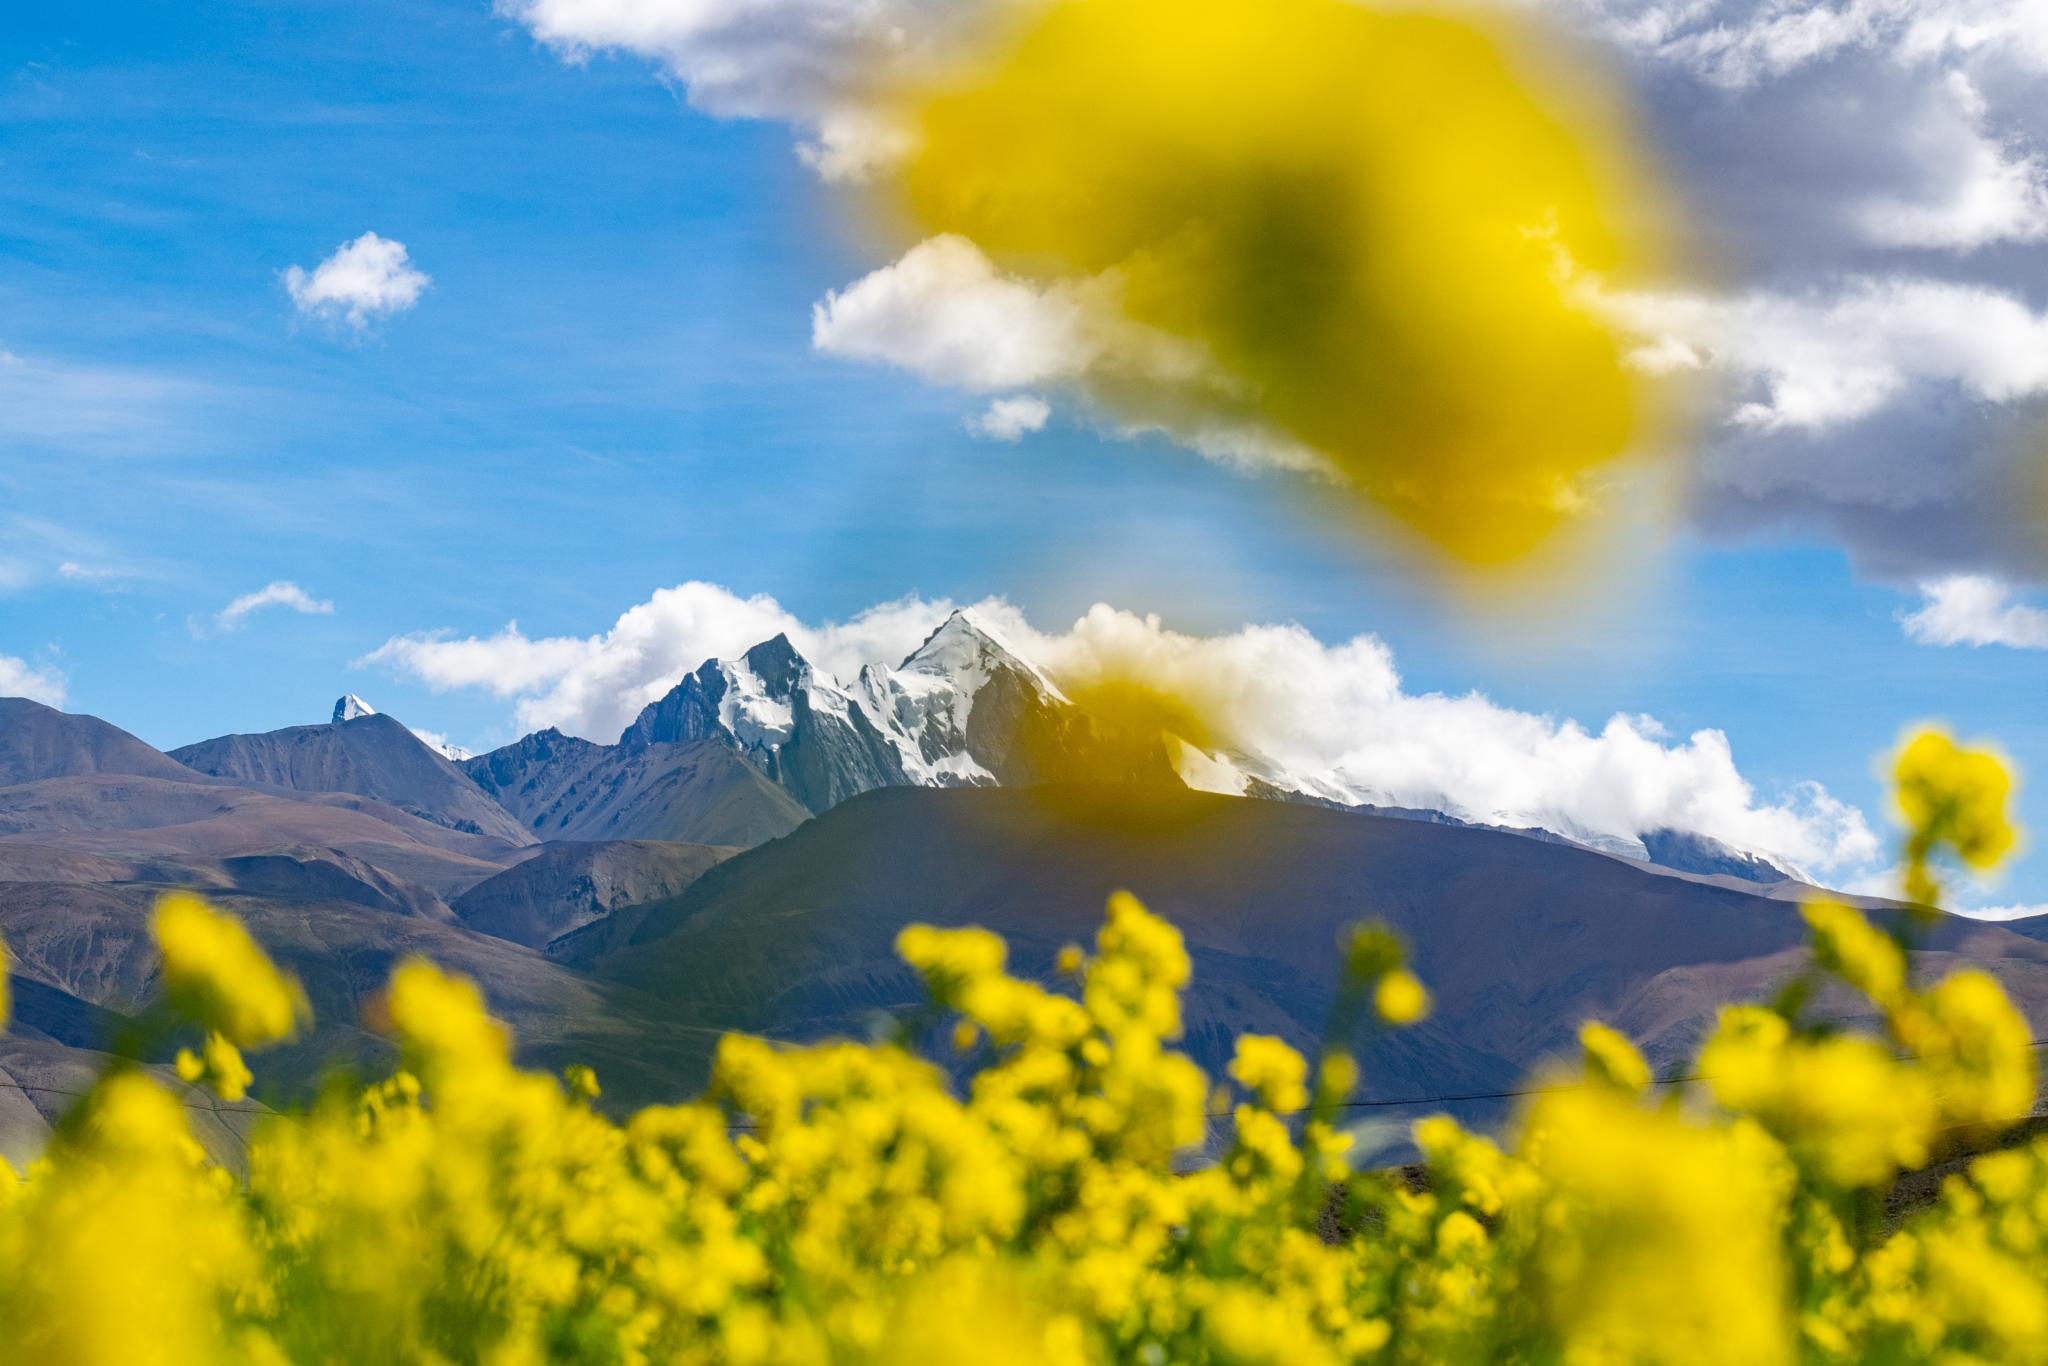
[215,581,335,631]
[1851,75,2048,250]
[1557,0,2048,89]
[967,395,1051,442]
[285,233,430,329]
[983,602,1878,876]
[365,581,1880,877]
[0,653,66,706]
[1900,574,2048,647]
[495,0,985,179]
[359,582,962,742]
[813,236,1330,471]
[1532,0,2048,577]
[813,236,1105,392]
[1611,278,2048,433]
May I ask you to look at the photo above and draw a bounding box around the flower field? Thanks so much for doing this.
[0,729,2040,1364]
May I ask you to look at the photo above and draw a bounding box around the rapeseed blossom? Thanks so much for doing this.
[153,891,308,1102]
[0,735,2038,1361]
[1895,728,2018,908]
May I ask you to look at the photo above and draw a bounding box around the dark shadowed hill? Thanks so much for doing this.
[452,839,739,949]
[463,734,808,847]
[593,784,2048,1127]
[172,712,534,850]
[0,696,202,786]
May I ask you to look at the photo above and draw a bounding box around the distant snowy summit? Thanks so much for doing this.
[330,694,472,762]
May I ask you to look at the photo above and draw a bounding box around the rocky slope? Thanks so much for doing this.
[462,732,808,847]
[451,839,738,950]
[0,697,203,786]
[172,708,533,850]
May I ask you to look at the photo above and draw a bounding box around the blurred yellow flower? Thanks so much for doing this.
[1579,1019,1652,1094]
[151,892,306,1048]
[1894,728,2020,907]
[1229,1035,1310,1113]
[1373,969,1431,1025]
[896,0,1674,564]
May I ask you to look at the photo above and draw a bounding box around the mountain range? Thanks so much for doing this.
[2,611,2044,1165]
[455,608,1789,882]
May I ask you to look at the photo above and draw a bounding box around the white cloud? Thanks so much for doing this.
[495,0,989,179]
[811,235,1220,396]
[365,581,1881,877]
[0,347,220,456]
[360,582,961,741]
[215,581,335,631]
[813,235,1326,474]
[1956,903,2048,922]
[0,653,66,707]
[285,233,430,329]
[407,727,473,762]
[1841,859,2040,919]
[1609,277,2048,432]
[982,602,1879,877]
[1557,0,2048,88]
[967,395,1051,442]
[812,236,1106,391]
[1848,72,2048,251]
[1900,574,2048,648]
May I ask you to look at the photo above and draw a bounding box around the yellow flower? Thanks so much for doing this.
[1894,728,2019,906]
[175,1030,255,1102]
[1701,1004,1937,1187]
[384,957,509,1073]
[12,856,2048,1365]
[1803,899,1907,1007]
[1229,1035,1310,1113]
[1525,1087,1794,1364]
[562,1063,601,1103]
[1343,924,1404,983]
[1579,1020,1651,1094]
[151,892,307,1047]
[1317,1050,1359,1106]
[1374,969,1431,1025]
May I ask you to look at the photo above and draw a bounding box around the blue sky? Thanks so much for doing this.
[7,0,2048,906]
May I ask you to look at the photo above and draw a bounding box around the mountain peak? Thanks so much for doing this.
[739,633,809,701]
[901,608,1065,702]
[333,694,378,723]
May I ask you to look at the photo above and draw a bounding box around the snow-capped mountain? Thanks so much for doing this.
[619,633,911,813]
[331,694,472,761]
[607,609,1176,816]
[462,609,1792,883]
[856,609,1076,786]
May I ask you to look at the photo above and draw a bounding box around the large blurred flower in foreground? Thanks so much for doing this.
[814,0,1675,565]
